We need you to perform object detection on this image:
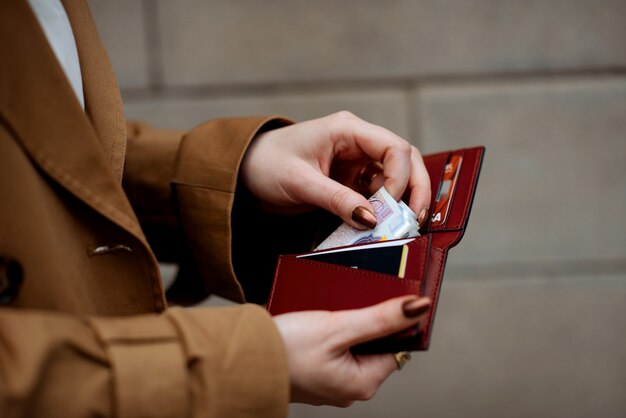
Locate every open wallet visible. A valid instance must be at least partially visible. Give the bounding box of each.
[267,146,485,353]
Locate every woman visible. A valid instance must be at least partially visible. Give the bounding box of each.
[0,0,431,416]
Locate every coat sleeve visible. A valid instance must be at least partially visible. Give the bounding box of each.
[124,117,323,305]
[0,304,288,418]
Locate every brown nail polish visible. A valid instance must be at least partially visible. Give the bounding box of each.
[358,161,384,187]
[402,299,430,318]
[418,208,428,225]
[352,206,377,229]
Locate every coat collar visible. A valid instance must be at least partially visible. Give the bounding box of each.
[0,0,145,241]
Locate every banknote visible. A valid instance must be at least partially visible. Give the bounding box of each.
[315,187,420,250]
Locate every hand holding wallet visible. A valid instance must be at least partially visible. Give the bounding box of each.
[267,146,485,353]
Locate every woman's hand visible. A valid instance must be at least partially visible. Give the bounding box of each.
[273,296,431,406]
[240,112,432,228]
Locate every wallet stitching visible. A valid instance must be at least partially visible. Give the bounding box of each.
[422,246,446,346]
[405,237,428,281]
[415,237,428,280]
[448,149,480,230]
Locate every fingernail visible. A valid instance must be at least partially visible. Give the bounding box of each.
[418,208,428,225]
[358,161,384,187]
[352,206,377,229]
[403,299,431,318]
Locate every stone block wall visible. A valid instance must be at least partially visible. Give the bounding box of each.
[89,1,626,417]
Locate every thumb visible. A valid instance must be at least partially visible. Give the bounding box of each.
[333,296,431,348]
[295,169,378,229]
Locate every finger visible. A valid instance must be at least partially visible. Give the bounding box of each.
[355,353,398,380]
[332,296,431,348]
[347,353,398,400]
[291,167,378,229]
[356,161,386,195]
[368,170,386,194]
[329,159,383,197]
[328,157,372,196]
[406,147,432,225]
[331,113,412,201]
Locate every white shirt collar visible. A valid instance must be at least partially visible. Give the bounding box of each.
[28,0,85,110]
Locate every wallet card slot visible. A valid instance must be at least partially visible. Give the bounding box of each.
[283,257,410,282]
[292,235,432,283]
[422,151,451,232]
[427,147,484,233]
[267,256,422,316]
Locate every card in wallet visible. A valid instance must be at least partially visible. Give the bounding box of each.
[297,238,413,277]
[267,146,485,353]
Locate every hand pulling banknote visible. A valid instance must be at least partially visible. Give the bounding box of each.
[315,187,420,250]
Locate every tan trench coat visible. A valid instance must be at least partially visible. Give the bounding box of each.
[0,1,314,417]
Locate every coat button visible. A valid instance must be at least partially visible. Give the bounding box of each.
[0,257,23,305]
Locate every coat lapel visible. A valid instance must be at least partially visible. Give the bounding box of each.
[0,0,145,242]
[61,0,127,183]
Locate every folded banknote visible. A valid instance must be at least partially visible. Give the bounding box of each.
[315,187,420,250]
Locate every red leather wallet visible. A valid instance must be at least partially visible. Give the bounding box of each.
[267,146,485,353]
